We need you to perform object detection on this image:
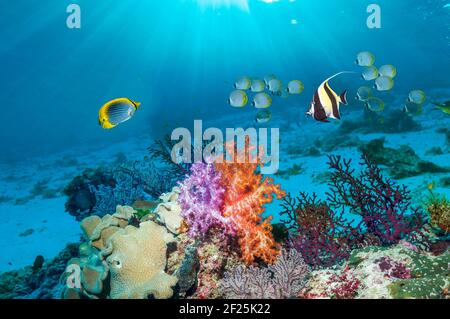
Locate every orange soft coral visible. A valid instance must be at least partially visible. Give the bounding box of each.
[215,140,285,265]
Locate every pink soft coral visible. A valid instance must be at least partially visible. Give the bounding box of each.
[178,162,233,238]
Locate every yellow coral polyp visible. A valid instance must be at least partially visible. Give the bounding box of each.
[429,202,450,234]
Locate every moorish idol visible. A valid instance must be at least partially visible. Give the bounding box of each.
[306,72,353,123]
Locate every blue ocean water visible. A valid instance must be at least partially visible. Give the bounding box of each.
[0,0,449,284]
[0,0,449,162]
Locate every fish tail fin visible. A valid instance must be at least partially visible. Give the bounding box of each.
[340,90,348,105]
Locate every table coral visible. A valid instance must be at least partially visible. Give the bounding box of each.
[102,221,178,299]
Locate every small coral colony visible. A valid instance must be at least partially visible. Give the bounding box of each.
[21,50,450,300]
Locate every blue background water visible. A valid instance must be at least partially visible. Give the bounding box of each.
[1,0,450,274]
[1,0,449,163]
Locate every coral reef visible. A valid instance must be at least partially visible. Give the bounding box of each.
[63,167,115,221]
[192,232,241,299]
[275,163,305,180]
[63,158,172,221]
[176,139,285,265]
[147,134,193,181]
[359,138,449,179]
[281,193,365,268]
[281,155,427,269]
[154,187,184,235]
[327,268,360,299]
[0,243,79,299]
[178,163,231,238]
[425,147,445,156]
[103,221,178,299]
[221,249,310,299]
[317,135,362,153]
[305,244,449,299]
[115,159,170,199]
[62,203,180,299]
[327,155,427,245]
[215,142,286,265]
[425,188,449,235]
[90,172,145,218]
[351,245,449,299]
[339,109,422,134]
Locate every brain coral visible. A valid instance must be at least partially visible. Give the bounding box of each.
[101,221,178,299]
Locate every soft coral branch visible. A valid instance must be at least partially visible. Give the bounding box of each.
[326,155,427,245]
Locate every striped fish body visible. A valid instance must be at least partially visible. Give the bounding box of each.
[306,73,349,122]
[98,98,141,129]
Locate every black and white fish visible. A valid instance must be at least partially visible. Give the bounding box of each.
[306,72,352,123]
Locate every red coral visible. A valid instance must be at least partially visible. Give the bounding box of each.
[375,256,412,279]
[327,267,360,299]
[281,193,366,268]
[326,155,427,245]
[215,139,285,265]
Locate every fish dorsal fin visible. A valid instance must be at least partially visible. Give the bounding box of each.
[320,71,355,87]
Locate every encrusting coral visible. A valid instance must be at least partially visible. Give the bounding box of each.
[358,138,449,179]
[304,244,449,299]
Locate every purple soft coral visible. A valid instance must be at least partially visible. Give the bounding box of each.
[178,162,233,238]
